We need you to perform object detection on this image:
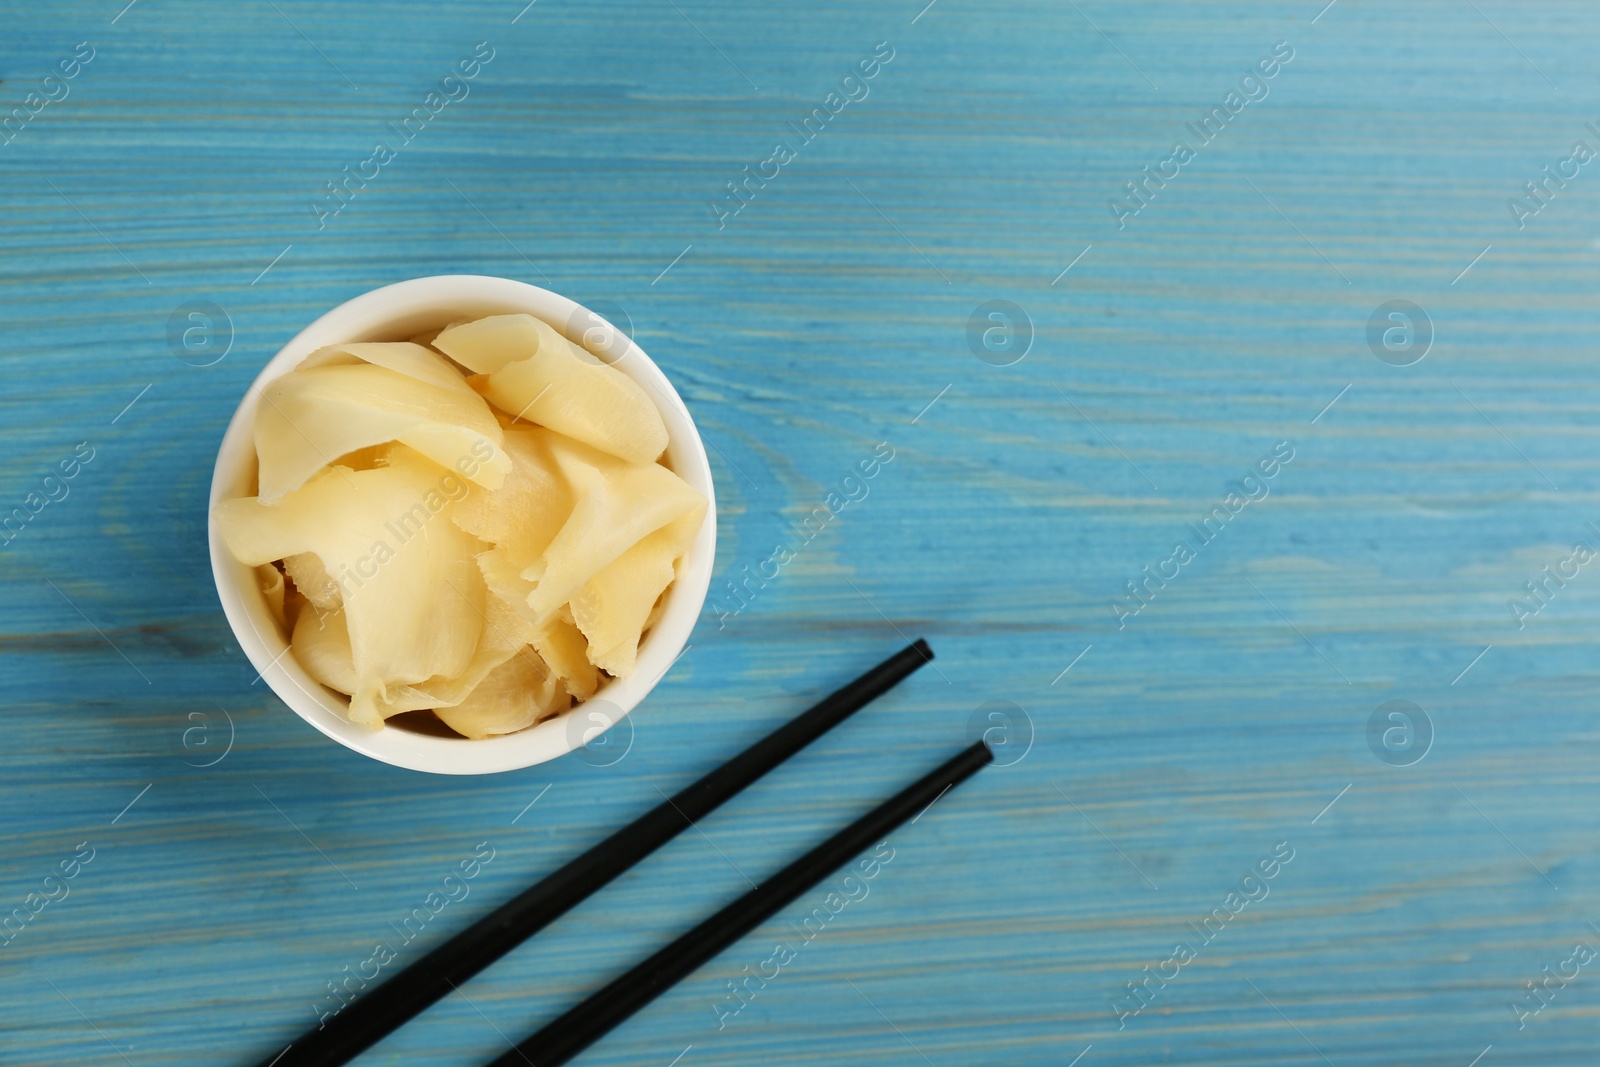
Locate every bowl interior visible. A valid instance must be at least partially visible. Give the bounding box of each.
[209,276,715,775]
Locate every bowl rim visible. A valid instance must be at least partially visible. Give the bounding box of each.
[207,274,716,775]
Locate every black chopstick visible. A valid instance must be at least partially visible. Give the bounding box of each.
[487,739,992,1067]
[259,639,934,1067]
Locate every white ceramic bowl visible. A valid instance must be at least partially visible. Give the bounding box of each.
[208,275,716,774]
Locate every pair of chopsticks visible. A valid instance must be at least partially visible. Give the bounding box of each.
[259,639,988,1067]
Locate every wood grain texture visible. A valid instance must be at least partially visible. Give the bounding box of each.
[3,0,1600,1063]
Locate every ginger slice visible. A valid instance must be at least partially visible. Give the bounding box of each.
[257,564,287,631]
[570,505,704,678]
[433,313,545,375]
[479,547,541,627]
[215,448,487,727]
[532,609,600,701]
[254,362,508,503]
[292,604,361,697]
[298,341,482,399]
[473,561,596,703]
[294,591,540,720]
[525,431,704,624]
[439,313,668,465]
[435,650,571,740]
[479,551,599,697]
[282,552,340,613]
[451,428,572,562]
[387,588,541,714]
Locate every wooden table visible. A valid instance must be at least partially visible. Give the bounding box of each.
[3,1,1597,1063]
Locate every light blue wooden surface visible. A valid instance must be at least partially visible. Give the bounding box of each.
[4,1,1600,1064]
